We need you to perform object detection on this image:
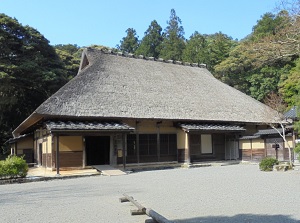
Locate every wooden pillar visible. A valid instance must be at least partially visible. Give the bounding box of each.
[234,134,238,160]
[56,134,60,176]
[224,134,227,160]
[157,123,161,162]
[35,132,38,164]
[122,133,126,170]
[82,136,86,168]
[136,121,140,164]
[292,130,296,162]
[187,133,191,164]
[250,139,253,161]
[264,138,267,158]
[237,138,240,160]
[229,137,232,160]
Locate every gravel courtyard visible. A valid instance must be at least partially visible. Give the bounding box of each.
[1,164,300,223]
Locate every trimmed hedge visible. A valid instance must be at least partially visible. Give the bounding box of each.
[259,157,279,171]
[0,155,28,179]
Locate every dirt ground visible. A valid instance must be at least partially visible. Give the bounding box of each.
[1,164,300,223]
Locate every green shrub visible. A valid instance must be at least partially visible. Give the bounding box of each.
[259,157,279,171]
[0,155,28,179]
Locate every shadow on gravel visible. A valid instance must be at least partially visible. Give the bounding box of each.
[173,213,299,223]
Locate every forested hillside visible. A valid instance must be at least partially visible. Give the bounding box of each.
[1,1,300,154]
[117,8,300,110]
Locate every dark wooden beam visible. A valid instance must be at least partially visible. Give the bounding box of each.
[157,123,161,162]
[136,121,140,164]
[122,133,126,170]
[250,139,253,161]
[187,133,191,164]
[56,134,60,176]
[15,142,18,156]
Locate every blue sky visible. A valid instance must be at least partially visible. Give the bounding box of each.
[1,0,277,48]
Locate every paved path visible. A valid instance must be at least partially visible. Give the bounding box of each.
[1,164,300,223]
[27,167,99,177]
[92,165,127,176]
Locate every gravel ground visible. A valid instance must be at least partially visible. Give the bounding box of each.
[1,164,300,223]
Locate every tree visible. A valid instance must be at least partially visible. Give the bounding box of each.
[247,11,298,66]
[247,65,292,101]
[183,32,236,72]
[215,11,295,100]
[276,0,300,17]
[135,20,163,58]
[279,58,300,106]
[117,28,139,53]
[214,43,254,94]
[183,32,208,64]
[54,44,81,79]
[277,0,300,162]
[264,92,293,166]
[251,12,287,40]
[206,32,237,72]
[159,9,186,61]
[0,14,67,148]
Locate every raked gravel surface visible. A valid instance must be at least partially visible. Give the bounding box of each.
[1,164,300,223]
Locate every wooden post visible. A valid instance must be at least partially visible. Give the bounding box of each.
[56,134,60,176]
[187,133,191,164]
[157,123,160,162]
[136,121,140,164]
[264,138,267,158]
[35,131,39,164]
[122,133,126,170]
[82,136,86,168]
[229,138,232,160]
[237,137,240,160]
[250,139,253,161]
[224,134,227,160]
[292,130,296,162]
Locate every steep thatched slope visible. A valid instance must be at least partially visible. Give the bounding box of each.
[35,48,277,123]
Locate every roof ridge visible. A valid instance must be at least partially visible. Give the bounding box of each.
[86,47,207,69]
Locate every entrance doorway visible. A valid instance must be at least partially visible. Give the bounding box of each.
[85,136,110,165]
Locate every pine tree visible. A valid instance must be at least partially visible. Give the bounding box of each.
[135,20,163,58]
[159,9,185,61]
[182,31,208,64]
[117,28,139,53]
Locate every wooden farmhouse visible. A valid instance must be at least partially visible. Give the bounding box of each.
[8,48,293,172]
[239,106,298,162]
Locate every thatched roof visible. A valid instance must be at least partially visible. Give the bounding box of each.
[13,48,279,135]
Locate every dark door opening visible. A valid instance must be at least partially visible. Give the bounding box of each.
[23,149,34,163]
[85,136,110,165]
